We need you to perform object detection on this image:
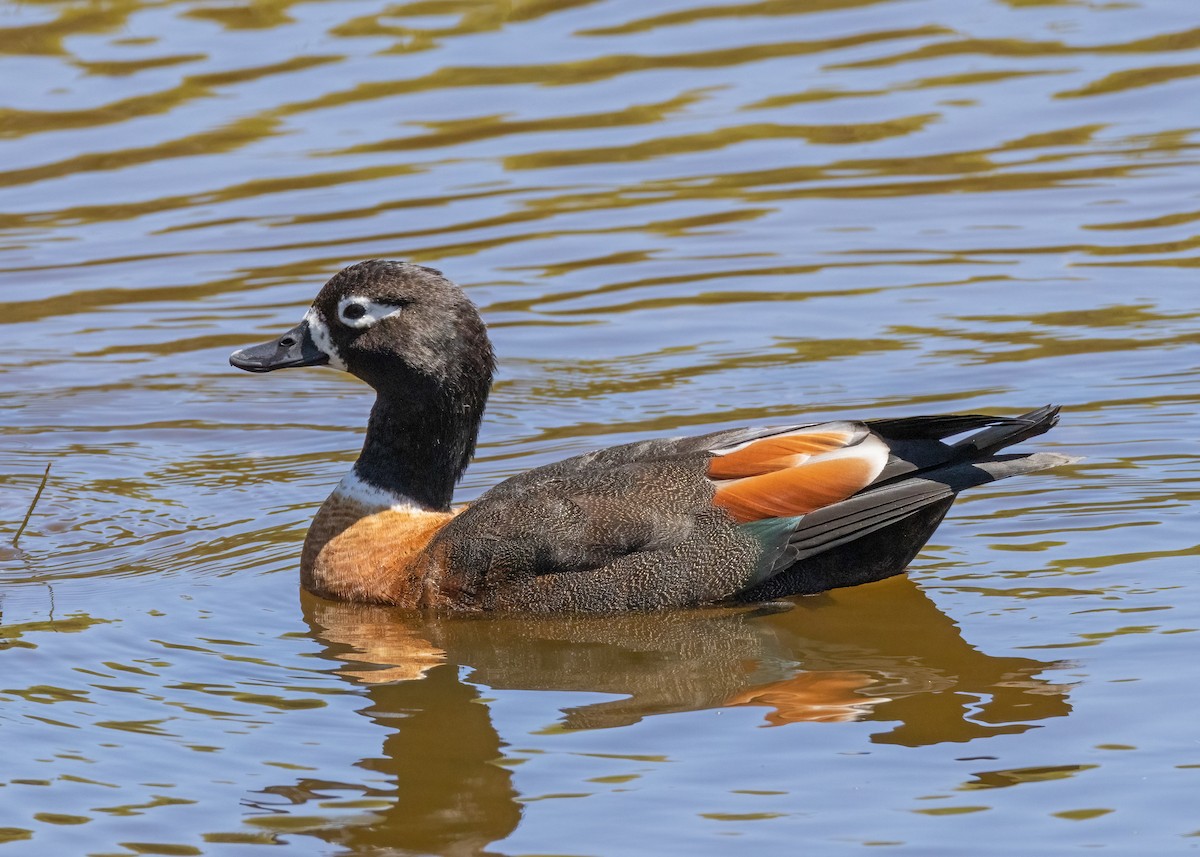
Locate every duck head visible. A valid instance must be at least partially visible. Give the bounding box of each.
[230,261,495,510]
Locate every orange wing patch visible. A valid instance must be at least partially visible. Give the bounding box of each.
[712,435,889,523]
[708,429,857,479]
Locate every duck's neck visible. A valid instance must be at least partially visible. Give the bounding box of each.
[301,388,479,605]
[354,392,478,512]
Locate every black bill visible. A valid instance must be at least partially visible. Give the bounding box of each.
[229,319,329,373]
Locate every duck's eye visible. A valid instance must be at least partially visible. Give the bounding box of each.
[337,296,405,329]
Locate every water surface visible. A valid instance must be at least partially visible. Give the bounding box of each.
[2,0,1199,853]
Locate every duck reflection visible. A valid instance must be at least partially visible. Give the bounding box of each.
[305,576,1072,741]
[276,577,1072,852]
[736,577,1075,745]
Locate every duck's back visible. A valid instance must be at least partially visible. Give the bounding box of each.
[420,408,1072,613]
[426,444,760,611]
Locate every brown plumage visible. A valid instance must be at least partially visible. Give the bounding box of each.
[230,260,1076,613]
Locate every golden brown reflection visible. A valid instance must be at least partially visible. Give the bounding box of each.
[0,4,139,57]
[1057,61,1200,98]
[578,0,892,37]
[0,56,338,139]
[727,671,883,725]
[304,577,1073,740]
[503,113,939,170]
[831,27,1200,70]
[285,575,1074,847]
[248,594,522,856]
[246,660,521,857]
[0,609,113,651]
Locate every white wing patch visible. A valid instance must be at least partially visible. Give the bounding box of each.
[810,433,891,478]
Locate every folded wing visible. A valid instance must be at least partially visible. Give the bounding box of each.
[708,424,891,522]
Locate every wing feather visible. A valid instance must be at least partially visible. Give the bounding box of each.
[708,429,860,479]
[712,435,889,523]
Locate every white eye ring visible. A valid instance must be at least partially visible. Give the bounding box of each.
[337,296,406,329]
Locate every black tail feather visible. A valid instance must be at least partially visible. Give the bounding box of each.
[950,405,1060,457]
[729,405,1072,601]
[784,450,1073,564]
[871,405,1062,487]
[738,395,1076,600]
[865,413,1027,440]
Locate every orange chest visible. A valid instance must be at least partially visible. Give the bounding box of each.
[301,496,456,607]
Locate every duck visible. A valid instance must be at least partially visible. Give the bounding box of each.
[230,260,1073,613]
